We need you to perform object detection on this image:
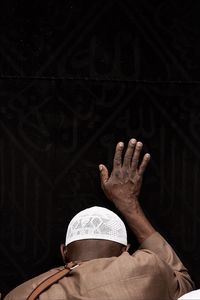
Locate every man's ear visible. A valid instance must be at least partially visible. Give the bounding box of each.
[122,243,131,253]
[60,244,68,264]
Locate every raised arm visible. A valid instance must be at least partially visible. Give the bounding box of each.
[99,138,194,298]
[99,138,155,244]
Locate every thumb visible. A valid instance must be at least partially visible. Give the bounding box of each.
[99,164,109,185]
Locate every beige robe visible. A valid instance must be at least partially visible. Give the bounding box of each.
[4,232,194,300]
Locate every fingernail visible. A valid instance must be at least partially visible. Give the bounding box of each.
[130,138,136,145]
[118,142,124,147]
[99,165,103,171]
[137,141,143,147]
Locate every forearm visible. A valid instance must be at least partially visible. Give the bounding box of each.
[119,200,155,244]
[100,138,155,244]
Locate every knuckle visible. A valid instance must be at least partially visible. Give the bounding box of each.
[125,154,132,160]
[114,159,121,166]
[122,169,129,177]
[132,158,139,164]
[114,171,121,178]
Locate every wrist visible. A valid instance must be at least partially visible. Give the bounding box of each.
[116,200,155,244]
[113,197,141,216]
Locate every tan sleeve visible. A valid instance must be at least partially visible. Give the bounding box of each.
[139,232,195,299]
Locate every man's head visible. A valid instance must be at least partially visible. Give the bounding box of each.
[60,206,129,263]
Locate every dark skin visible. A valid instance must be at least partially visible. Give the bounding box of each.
[61,138,155,264]
[60,240,128,263]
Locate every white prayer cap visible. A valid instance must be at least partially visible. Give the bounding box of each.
[65,206,127,246]
[178,290,200,299]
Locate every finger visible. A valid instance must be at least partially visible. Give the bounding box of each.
[138,153,151,176]
[123,138,137,167]
[131,141,143,170]
[113,142,124,168]
[99,164,109,185]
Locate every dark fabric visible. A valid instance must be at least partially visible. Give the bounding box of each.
[0,1,200,297]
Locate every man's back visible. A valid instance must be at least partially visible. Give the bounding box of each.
[45,251,170,300]
[5,233,194,300]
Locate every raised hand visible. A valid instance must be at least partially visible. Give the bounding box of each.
[99,138,150,215]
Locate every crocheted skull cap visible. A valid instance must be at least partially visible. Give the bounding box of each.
[65,206,127,246]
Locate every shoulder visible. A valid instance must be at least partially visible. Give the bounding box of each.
[4,267,63,300]
[107,250,165,278]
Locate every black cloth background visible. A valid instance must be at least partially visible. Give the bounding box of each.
[1,0,200,297]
